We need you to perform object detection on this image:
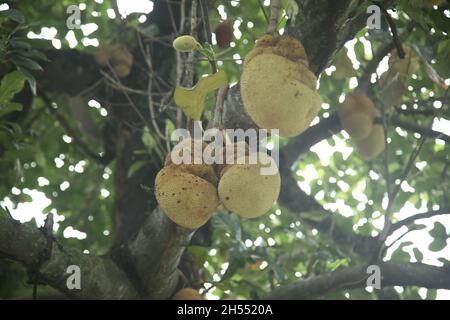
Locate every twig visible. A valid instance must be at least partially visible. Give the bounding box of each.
[185,0,199,87]
[382,104,392,203]
[179,0,186,34]
[77,78,105,97]
[379,119,431,243]
[103,65,147,125]
[359,42,396,93]
[391,117,449,144]
[166,0,179,36]
[1,205,14,220]
[384,225,420,252]
[41,93,108,165]
[266,0,280,35]
[101,70,149,95]
[144,45,167,141]
[210,85,228,129]
[258,0,270,24]
[373,1,405,59]
[199,0,218,73]
[359,23,414,93]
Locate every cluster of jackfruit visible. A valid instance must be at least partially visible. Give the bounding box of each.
[338,93,385,160]
[154,139,280,229]
[95,44,134,78]
[240,35,321,137]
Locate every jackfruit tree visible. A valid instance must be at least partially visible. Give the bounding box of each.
[0,0,449,300]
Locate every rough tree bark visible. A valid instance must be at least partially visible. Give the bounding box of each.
[1,0,449,299]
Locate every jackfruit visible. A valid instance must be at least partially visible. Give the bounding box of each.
[95,45,111,66]
[388,47,419,79]
[173,288,202,300]
[334,48,354,79]
[218,152,280,218]
[338,93,377,140]
[111,45,133,78]
[240,35,321,137]
[94,44,133,77]
[354,123,385,160]
[155,165,219,229]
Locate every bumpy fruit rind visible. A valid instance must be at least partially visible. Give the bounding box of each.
[354,123,385,160]
[95,46,111,66]
[111,45,133,78]
[165,139,218,185]
[241,35,321,137]
[338,93,377,141]
[218,153,281,218]
[214,141,249,177]
[155,166,219,229]
[334,48,354,79]
[244,35,309,66]
[388,47,419,79]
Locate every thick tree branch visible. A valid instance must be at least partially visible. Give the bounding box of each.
[0,215,138,299]
[278,152,379,258]
[391,116,450,144]
[388,209,450,235]
[282,113,342,168]
[277,110,449,171]
[267,262,450,299]
[114,207,194,299]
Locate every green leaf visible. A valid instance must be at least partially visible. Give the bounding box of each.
[428,221,448,252]
[301,209,330,223]
[212,212,241,240]
[428,238,447,252]
[1,9,25,24]
[9,40,32,50]
[165,119,175,137]
[391,246,411,262]
[426,289,437,300]
[174,70,228,120]
[186,246,208,266]
[127,160,148,178]
[142,126,156,151]
[327,258,349,271]
[429,222,447,237]
[11,55,43,71]
[0,102,23,117]
[0,71,26,104]
[412,247,423,262]
[17,67,36,95]
[29,49,50,62]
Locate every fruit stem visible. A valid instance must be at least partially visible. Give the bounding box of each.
[266,0,281,35]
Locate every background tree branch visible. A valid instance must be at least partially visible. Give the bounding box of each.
[388,208,450,235]
[267,262,450,299]
[0,215,138,299]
